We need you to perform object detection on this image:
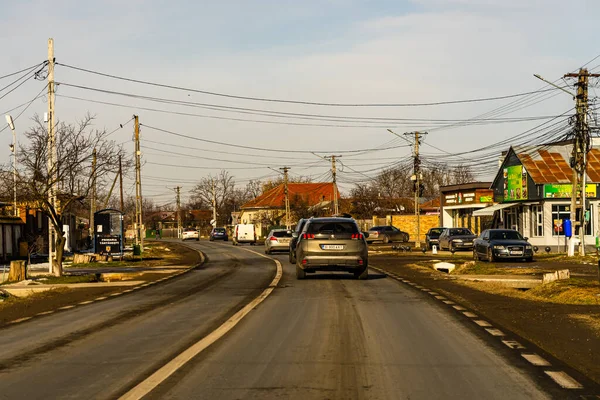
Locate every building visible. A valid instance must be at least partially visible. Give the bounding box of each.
[440,182,494,235]
[474,141,600,251]
[239,182,338,238]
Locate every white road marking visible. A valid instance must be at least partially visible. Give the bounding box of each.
[434,296,447,300]
[544,371,583,389]
[37,310,55,316]
[429,292,439,296]
[474,320,492,327]
[463,312,478,318]
[8,317,32,324]
[452,305,466,311]
[502,340,525,349]
[122,289,134,293]
[110,292,123,297]
[119,247,283,400]
[58,305,75,310]
[442,300,455,305]
[78,301,94,305]
[485,328,505,336]
[521,353,551,366]
[94,297,108,301]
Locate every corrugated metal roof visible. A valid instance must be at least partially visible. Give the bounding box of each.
[514,143,600,184]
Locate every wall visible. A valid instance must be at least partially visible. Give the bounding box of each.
[390,215,439,242]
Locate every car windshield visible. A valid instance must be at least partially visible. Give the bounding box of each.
[449,228,473,236]
[272,231,292,238]
[307,222,359,234]
[490,230,523,240]
[429,228,444,235]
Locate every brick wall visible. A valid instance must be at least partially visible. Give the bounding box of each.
[390,215,440,242]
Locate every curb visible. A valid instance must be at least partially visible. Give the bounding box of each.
[3,244,206,328]
[371,264,586,392]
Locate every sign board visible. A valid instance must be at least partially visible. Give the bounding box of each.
[96,235,122,256]
[479,195,493,203]
[543,183,597,198]
[503,165,527,201]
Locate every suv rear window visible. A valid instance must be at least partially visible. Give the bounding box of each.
[307,222,359,234]
[214,228,226,233]
[272,231,292,238]
[184,228,196,232]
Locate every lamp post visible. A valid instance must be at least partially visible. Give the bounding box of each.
[5,115,17,217]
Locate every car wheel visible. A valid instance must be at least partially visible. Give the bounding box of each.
[487,248,495,263]
[473,249,479,261]
[296,264,306,280]
[354,266,368,280]
[383,235,390,244]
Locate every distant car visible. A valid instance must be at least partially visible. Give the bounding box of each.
[265,229,293,254]
[289,218,310,264]
[209,227,228,241]
[473,229,534,262]
[181,228,199,241]
[232,224,256,245]
[438,228,476,251]
[425,227,445,249]
[294,217,368,280]
[366,226,409,244]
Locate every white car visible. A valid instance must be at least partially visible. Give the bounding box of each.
[182,228,199,241]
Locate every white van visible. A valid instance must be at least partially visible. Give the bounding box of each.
[233,224,257,245]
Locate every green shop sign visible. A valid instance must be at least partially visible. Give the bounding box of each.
[503,165,527,201]
[543,184,597,198]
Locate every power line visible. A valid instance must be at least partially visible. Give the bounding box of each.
[0,61,45,81]
[56,62,564,108]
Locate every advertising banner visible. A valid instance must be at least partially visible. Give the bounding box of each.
[95,235,122,256]
[543,183,597,198]
[503,165,527,201]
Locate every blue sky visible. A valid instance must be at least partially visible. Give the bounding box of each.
[1,0,599,205]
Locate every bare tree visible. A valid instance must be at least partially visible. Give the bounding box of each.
[190,170,235,226]
[349,184,381,219]
[18,114,126,275]
[450,164,475,185]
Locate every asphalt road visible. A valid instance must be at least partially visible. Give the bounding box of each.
[0,240,560,399]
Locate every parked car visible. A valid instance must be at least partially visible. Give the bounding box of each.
[289,218,309,264]
[209,227,228,241]
[265,229,293,254]
[294,217,368,280]
[232,224,256,245]
[473,229,534,262]
[181,228,199,241]
[425,227,445,249]
[366,225,409,244]
[438,227,476,251]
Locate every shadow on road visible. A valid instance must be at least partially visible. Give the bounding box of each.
[303,272,387,281]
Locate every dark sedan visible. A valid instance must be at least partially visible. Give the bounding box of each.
[473,229,534,262]
[209,227,229,241]
[425,227,445,250]
[366,225,409,244]
[438,228,476,251]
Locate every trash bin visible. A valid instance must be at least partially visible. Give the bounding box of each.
[133,244,141,256]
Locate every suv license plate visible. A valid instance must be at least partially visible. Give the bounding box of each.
[510,251,523,255]
[322,244,344,250]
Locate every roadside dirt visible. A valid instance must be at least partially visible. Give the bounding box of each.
[0,241,201,327]
[372,253,600,385]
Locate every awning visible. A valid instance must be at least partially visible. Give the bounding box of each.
[472,203,515,217]
[443,203,488,210]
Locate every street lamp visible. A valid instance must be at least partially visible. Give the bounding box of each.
[5,115,17,217]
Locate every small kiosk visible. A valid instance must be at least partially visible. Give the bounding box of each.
[94,209,124,258]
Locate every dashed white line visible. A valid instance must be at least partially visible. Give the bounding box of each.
[122,289,134,293]
[58,305,75,310]
[502,340,526,349]
[544,371,583,389]
[485,328,505,336]
[110,292,123,297]
[429,292,439,296]
[442,300,456,305]
[78,301,94,305]
[434,296,447,300]
[521,353,551,366]
[8,317,32,324]
[474,320,492,327]
[453,305,467,311]
[463,311,478,318]
[94,297,108,301]
[36,310,55,316]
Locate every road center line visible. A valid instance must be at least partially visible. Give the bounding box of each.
[119,247,283,400]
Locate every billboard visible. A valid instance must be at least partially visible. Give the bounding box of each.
[503,165,527,201]
[543,184,597,198]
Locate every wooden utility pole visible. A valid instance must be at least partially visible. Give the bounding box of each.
[47,38,56,273]
[280,167,291,229]
[175,186,182,238]
[564,68,600,256]
[211,179,217,227]
[119,155,124,211]
[406,131,427,249]
[134,115,144,250]
[90,148,97,243]
[325,156,341,215]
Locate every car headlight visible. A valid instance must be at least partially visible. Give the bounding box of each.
[525,245,532,250]
[493,245,505,250]
[453,239,463,242]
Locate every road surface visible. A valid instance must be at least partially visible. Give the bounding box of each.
[0,240,562,399]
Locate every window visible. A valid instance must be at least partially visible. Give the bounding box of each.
[552,204,570,237]
[505,208,518,231]
[307,222,359,234]
[531,205,543,237]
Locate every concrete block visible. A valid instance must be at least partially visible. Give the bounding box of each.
[542,269,570,284]
[434,262,455,273]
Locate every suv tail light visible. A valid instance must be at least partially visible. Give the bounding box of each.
[269,237,278,241]
[302,233,315,239]
[351,233,364,240]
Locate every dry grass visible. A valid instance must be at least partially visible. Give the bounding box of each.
[0,287,70,311]
[569,313,600,334]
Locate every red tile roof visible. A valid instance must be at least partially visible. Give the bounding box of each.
[421,198,440,210]
[242,183,339,209]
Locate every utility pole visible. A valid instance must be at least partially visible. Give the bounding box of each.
[90,148,97,245]
[211,179,217,227]
[47,38,57,273]
[406,131,427,249]
[175,186,182,238]
[119,155,124,211]
[134,115,144,250]
[563,68,600,256]
[5,115,17,217]
[280,167,291,229]
[324,156,341,215]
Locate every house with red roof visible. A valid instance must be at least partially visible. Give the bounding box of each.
[239,182,339,237]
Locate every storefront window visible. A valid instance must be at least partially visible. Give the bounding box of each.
[531,205,543,237]
[552,204,570,237]
[505,208,518,231]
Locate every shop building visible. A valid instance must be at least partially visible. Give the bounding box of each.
[440,183,494,235]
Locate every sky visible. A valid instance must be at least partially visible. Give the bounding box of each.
[1,0,599,207]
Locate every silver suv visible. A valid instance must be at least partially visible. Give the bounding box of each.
[294,217,368,280]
